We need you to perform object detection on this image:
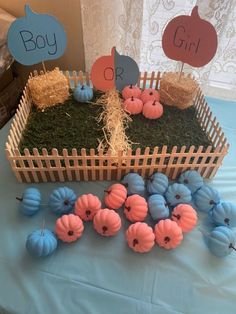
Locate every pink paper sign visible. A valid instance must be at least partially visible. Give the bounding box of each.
[162,6,218,67]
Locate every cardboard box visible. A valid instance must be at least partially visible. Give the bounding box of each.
[0,67,13,92]
[0,76,22,128]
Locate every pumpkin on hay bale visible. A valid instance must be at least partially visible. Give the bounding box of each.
[28,67,69,110]
[160,72,198,110]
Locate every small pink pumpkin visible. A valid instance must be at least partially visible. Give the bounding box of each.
[141,88,160,103]
[93,208,121,236]
[122,85,142,99]
[75,194,101,221]
[124,194,148,222]
[171,204,198,233]
[126,222,155,253]
[104,183,127,210]
[123,96,143,115]
[154,219,183,250]
[142,100,163,119]
[55,214,84,243]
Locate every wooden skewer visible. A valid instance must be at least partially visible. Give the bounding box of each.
[178,62,184,81]
[42,61,47,74]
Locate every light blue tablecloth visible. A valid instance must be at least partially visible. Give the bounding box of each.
[0,97,236,314]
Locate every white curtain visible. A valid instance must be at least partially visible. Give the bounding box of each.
[80,0,236,99]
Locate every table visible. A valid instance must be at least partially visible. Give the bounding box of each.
[0,97,236,314]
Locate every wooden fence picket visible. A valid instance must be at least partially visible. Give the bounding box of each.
[42,148,56,182]
[33,148,47,182]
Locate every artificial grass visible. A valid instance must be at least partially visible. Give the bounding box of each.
[127,105,211,152]
[19,93,212,155]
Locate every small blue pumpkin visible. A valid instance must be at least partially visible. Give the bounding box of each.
[210,202,236,228]
[26,229,57,258]
[207,226,236,257]
[121,173,145,196]
[148,194,169,221]
[73,84,93,102]
[178,170,203,194]
[146,172,168,195]
[165,183,191,207]
[194,185,220,213]
[17,187,41,216]
[49,187,76,215]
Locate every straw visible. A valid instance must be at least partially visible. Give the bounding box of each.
[95,89,132,159]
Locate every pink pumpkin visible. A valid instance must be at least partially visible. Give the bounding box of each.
[124,194,148,222]
[143,100,163,119]
[122,85,142,99]
[141,88,160,103]
[93,208,121,236]
[123,96,143,115]
[55,214,84,243]
[171,204,198,233]
[126,222,155,253]
[75,194,101,221]
[104,183,127,210]
[154,219,183,249]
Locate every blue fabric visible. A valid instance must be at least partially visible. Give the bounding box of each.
[0,97,236,314]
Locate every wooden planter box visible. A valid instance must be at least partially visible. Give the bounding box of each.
[5,70,229,183]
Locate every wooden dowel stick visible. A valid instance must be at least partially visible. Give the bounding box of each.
[178,62,184,81]
[42,61,46,74]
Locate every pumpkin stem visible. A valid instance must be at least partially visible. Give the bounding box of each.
[229,243,236,251]
[164,236,170,244]
[68,230,74,236]
[125,206,131,212]
[102,226,108,234]
[133,238,139,247]
[81,85,85,90]
[191,6,199,19]
[131,96,134,101]
[85,210,91,217]
[104,190,110,194]
[152,101,156,106]
[149,91,153,96]
[172,214,181,220]
[130,84,133,89]
[16,197,23,202]
[224,218,230,226]
[64,199,69,206]
[41,219,45,236]
[209,200,216,205]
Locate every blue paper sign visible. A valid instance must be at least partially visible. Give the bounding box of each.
[7,4,67,66]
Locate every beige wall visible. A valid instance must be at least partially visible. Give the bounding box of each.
[0,0,85,81]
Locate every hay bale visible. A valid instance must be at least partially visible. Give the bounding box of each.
[160,72,198,110]
[28,68,69,110]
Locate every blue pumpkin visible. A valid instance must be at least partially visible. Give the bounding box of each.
[26,229,57,257]
[165,183,191,207]
[210,202,236,228]
[207,226,236,257]
[194,185,220,213]
[17,187,41,216]
[49,187,76,215]
[73,84,93,102]
[178,170,203,194]
[146,172,168,195]
[148,194,169,221]
[121,173,145,196]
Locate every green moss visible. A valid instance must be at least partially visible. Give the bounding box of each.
[19,94,212,155]
[19,93,104,154]
[127,105,211,153]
